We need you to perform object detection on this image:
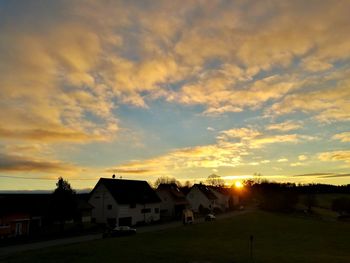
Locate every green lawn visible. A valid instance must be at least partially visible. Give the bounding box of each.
[2,211,350,263]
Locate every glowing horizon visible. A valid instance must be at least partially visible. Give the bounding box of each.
[0,0,349,191]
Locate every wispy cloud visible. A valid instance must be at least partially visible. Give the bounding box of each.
[293,172,350,179]
[1,0,350,187]
[266,121,302,132]
[0,153,80,174]
[318,150,350,164]
[110,126,316,176]
[332,132,350,142]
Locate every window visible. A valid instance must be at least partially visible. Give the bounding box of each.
[141,208,151,213]
[94,196,100,199]
[107,204,112,210]
[155,208,159,214]
[130,203,136,208]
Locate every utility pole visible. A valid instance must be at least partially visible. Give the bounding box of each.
[249,234,254,262]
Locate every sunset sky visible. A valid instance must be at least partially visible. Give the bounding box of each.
[0,0,349,190]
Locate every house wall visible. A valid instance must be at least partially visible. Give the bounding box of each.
[186,186,215,212]
[89,183,120,224]
[119,203,160,225]
[0,213,31,237]
[210,189,230,211]
[89,183,161,226]
[156,190,175,217]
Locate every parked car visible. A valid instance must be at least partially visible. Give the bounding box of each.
[103,226,137,238]
[205,214,216,221]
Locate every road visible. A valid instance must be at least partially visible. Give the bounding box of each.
[0,209,250,257]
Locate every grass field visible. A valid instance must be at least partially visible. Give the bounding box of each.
[2,211,350,263]
[297,193,350,219]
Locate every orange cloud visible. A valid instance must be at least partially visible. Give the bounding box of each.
[266,121,302,132]
[268,78,350,123]
[0,153,80,174]
[332,132,350,143]
[318,151,350,164]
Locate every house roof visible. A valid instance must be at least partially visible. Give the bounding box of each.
[94,178,161,205]
[0,194,92,216]
[208,186,233,196]
[0,194,50,216]
[193,184,218,200]
[157,183,188,205]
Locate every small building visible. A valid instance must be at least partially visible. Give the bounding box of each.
[208,186,231,212]
[186,184,218,213]
[89,178,161,227]
[156,183,189,219]
[0,193,93,239]
[0,194,48,238]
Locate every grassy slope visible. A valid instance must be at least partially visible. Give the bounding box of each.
[3,211,350,263]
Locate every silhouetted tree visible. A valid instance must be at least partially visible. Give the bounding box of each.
[332,197,350,216]
[154,176,181,188]
[184,180,193,188]
[303,193,317,213]
[50,177,77,232]
[256,182,298,212]
[206,174,225,187]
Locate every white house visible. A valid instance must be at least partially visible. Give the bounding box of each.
[156,183,188,219]
[208,187,233,211]
[89,178,161,227]
[186,184,218,213]
[186,184,239,213]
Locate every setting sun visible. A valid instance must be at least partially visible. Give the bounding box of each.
[234,181,243,189]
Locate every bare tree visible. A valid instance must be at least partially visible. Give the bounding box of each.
[154,176,181,188]
[206,174,225,187]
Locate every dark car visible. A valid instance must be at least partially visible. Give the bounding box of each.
[103,226,137,238]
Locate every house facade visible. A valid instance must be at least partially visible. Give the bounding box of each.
[186,184,239,213]
[156,183,188,219]
[0,213,31,238]
[0,194,46,238]
[186,184,218,213]
[0,193,93,239]
[210,186,238,212]
[89,178,161,227]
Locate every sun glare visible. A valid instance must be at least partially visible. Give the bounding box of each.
[234,181,243,189]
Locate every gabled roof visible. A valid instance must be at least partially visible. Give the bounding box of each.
[193,184,217,200]
[157,183,188,204]
[0,194,93,216]
[0,194,50,216]
[93,178,161,205]
[208,186,233,196]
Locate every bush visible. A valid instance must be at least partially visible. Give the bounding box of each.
[259,191,298,212]
[332,197,350,216]
[198,205,210,215]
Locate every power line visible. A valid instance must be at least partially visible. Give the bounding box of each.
[0,175,98,181]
